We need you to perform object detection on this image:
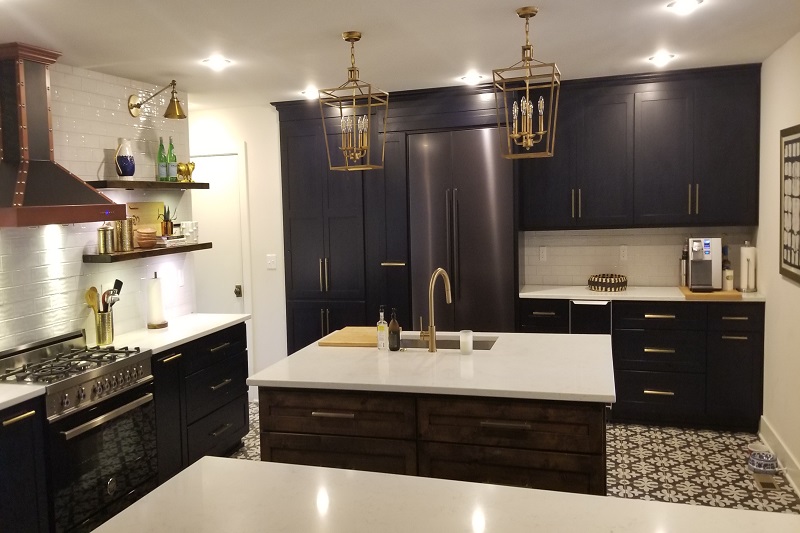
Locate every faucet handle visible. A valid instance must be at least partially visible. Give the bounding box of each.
[419,316,429,339]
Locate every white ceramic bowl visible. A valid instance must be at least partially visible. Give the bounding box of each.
[748,450,779,474]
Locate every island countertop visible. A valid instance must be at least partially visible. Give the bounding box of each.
[247,330,616,403]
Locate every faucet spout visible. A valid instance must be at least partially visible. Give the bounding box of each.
[426,267,452,352]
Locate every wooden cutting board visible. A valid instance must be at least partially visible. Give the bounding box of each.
[318,326,377,347]
[679,286,742,300]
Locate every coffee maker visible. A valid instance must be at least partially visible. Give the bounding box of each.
[688,237,722,291]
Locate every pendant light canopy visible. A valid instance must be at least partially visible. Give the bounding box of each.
[319,31,388,171]
[493,7,560,159]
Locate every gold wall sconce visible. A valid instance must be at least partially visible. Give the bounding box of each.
[128,79,187,119]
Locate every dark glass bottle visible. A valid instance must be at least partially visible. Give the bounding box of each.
[388,308,401,352]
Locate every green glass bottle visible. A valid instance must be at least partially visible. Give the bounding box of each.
[157,137,167,181]
[167,136,177,182]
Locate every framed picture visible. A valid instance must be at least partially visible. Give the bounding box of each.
[780,124,800,284]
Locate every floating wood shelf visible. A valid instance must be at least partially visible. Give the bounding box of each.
[82,242,212,263]
[85,180,210,190]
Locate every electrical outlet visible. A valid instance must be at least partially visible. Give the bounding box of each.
[620,245,628,261]
[539,246,547,262]
[266,254,277,270]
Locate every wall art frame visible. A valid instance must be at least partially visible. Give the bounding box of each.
[780,124,800,284]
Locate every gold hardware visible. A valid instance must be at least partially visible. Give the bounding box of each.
[128,80,186,119]
[644,314,676,319]
[320,309,325,337]
[319,259,324,292]
[721,335,749,341]
[210,423,233,438]
[210,342,231,353]
[644,347,676,354]
[209,378,233,391]
[688,183,692,215]
[695,183,699,214]
[571,189,575,218]
[311,411,356,419]
[722,316,749,321]
[423,268,453,352]
[644,390,675,396]
[480,420,533,430]
[530,311,556,317]
[160,353,182,363]
[3,410,36,427]
[380,262,406,267]
[578,188,582,218]
[324,257,330,291]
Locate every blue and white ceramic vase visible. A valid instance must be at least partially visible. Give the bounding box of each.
[115,139,135,177]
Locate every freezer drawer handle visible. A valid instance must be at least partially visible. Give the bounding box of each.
[479,420,532,431]
[530,311,556,317]
[721,316,749,321]
[643,389,675,397]
[721,335,749,341]
[311,411,356,419]
[644,347,676,354]
[210,342,231,353]
[209,378,233,392]
[210,423,233,438]
[644,314,676,319]
[380,262,406,267]
[2,410,36,427]
[61,393,153,441]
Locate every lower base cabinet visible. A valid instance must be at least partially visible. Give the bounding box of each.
[259,388,607,495]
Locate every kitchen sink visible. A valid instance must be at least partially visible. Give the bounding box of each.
[399,336,498,351]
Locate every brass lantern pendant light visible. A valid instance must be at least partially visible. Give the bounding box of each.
[493,6,561,159]
[319,31,389,171]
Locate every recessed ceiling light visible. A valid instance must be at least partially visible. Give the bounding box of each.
[666,0,703,16]
[460,70,484,85]
[201,55,233,71]
[649,51,676,67]
[301,85,318,100]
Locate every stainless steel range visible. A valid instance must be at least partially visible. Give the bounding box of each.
[0,331,157,532]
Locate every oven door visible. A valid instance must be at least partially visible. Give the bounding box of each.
[48,382,157,532]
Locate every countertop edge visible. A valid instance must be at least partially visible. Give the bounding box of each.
[519,284,766,302]
[0,385,47,412]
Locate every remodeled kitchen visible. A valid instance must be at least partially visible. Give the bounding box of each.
[1,1,800,532]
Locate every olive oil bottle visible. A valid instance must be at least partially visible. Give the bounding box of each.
[388,308,401,352]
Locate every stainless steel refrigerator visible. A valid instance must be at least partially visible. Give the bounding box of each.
[408,128,515,333]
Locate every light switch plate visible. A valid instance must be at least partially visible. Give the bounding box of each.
[539,246,547,262]
[267,254,277,270]
[620,245,628,261]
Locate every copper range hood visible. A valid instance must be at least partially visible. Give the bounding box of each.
[0,42,126,227]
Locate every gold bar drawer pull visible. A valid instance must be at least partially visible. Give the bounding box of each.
[644,347,676,354]
[721,335,749,341]
[479,420,533,431]
[209,378,233,391]
[644,314,676,319]
[311,411,356,419]
[643,390,675,396]
[210,423,233,438]
[210,342,231,353]
[2,410,36,427]
[530,311,556,317]
[722,316,748,321]
[160,353,182,363]
[380,262,407,267]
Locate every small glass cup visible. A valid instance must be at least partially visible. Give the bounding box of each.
[460,330,473,355]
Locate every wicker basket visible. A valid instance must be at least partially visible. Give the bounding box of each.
[588,273,627,292]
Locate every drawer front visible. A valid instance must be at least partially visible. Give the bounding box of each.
[261,432,417,476]
[260,389,416,439]
[417,396,605,454]
[186,322,248,375]
[612,329,706,372]
[613,301,706,330]
[518,299,569,333]
[707,302,765,332]
[613,370,704,418]
[187,393,249,463]
[185,351,249,424]
[418,442,605,495]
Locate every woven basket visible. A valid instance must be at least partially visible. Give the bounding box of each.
[588,273,627,292]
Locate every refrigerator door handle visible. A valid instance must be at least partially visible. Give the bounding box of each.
[445,188,453,274]
[452,187,460,300]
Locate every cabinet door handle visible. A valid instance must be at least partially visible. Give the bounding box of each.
[578,188,582,218]
[319,259,324,292]
[644,389,675,396]
[324,257,329,292]
[209,378,233,392]
[210,342,231,353]
[530,311,556,317]
[380,262,406,267]
[326,308,331,335]
[688,183,692,215]
[695,184,700,215]
[571,189,575,219]
[311,411,356,419]
[644,347,676,354]
[2,410,36,427]
[480,420,533,431]
[210,423,233,438]
[644,314,676,319]
[159,353,183,363]
[722,316,749,321]
[721,335,749,341]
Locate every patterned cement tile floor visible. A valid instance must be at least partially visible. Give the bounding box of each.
[230,403,800,514]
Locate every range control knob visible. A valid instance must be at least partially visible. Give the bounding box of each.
[61,393,70,408]
[94,381,102,396]
[77,387,86,401]
[111,376,118,388]
[125,370,131,383]
[103,378,111,391]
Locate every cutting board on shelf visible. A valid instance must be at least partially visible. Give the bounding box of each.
[679,286,742,300]
[318,326,377,347]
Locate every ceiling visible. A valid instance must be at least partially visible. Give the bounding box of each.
[1,0,799,111]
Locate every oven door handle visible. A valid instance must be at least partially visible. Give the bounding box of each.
[60,393,153,441]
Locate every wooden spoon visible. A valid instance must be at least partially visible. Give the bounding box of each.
[85,286,99,314]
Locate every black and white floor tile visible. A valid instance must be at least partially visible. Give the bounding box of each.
[230,403,800,514]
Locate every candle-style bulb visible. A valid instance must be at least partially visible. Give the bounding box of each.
[538,96,544,116]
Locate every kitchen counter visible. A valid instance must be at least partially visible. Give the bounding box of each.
[93,456,800,533]
[0,313,250,411]
[519,284,766,301]
[247,330,615,403]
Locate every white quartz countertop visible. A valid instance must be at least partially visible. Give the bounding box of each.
[519,284,766,301]
[0,313,250,412]
[248,330,616,403]
[93,456,800,533]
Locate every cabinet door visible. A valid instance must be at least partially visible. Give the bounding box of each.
[286,300,326,354]
[327,300,366,333]
[706,332,763,432]
[634,87,694,226]
[0,398,49,533]
[152,347,187,483]
[693,71,760,225]
[576,91,634,227]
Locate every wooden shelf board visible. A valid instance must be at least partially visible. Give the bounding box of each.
[83,242,212,263]
[85,180,210,190]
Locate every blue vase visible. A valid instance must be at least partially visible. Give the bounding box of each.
[115,139,135,177]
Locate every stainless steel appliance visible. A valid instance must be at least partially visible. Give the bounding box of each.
[408,128,515,332]
[0,332,156,532]
[688,237,722,291]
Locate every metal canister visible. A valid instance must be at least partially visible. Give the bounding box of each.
[115,217,134,252]
[97,224,114,254]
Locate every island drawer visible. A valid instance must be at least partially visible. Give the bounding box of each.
[707,302,765,332]
[261,432,417,475]
[185,351,249,424]
[417,396,605,454]
[260,389,416,439]
[612,329,706,372]
[517,299,569,333]
[187,393,249,463]
[613,370,704,419]
[613,301,706,331]
[418,442,605,495]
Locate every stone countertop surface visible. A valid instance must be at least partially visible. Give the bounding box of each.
[93,456,800,533]
[519,284,766,301]
[248,330,616,403]
[0,313,250,412]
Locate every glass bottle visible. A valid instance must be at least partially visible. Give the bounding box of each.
[157,137,168,181]
[167,136,178,182]
[377,305,388,351]
[388,308,401,352]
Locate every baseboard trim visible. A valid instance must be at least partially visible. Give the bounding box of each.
[759,415,800,494]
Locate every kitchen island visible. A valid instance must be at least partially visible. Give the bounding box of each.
[247,331,615,494]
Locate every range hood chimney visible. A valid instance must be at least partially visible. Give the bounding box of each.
[0,42,126,227]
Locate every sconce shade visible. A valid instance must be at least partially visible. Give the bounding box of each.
[164,93,187,120]
[128,79,187,120]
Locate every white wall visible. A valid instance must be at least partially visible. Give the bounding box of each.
[757,30,800,491]
[188,107,287,375]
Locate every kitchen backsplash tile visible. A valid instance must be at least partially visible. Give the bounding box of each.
[521,227,756,287]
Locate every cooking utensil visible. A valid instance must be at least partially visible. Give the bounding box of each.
[101,290,114,312]
[85,287,99,314]
[113,279,123,295]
